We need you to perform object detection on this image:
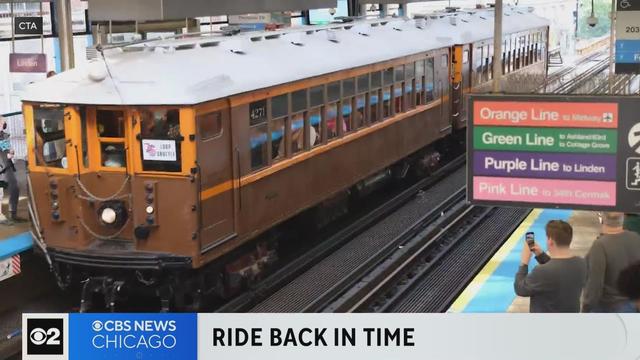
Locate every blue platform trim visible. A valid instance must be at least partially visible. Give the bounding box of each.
[461,209,572,313]
[0,232,33,259]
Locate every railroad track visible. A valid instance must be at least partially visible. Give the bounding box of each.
[219,156,467,312]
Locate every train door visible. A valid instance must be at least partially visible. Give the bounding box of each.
[196,106,237,250]
[438,51,451,133]
[452,44,471,129]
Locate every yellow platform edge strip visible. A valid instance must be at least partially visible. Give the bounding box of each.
[447,208,544,313]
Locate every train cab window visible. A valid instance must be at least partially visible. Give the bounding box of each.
[425,58,435,102]
[33,105,66,168]
[97,110,126,168]
[415,60,425,106]
[270,94,288,160]
[327,81,341,139]
[370,71,382,123]
[309,85,324,147]
[197,111,222,140]
[139,109,181,172]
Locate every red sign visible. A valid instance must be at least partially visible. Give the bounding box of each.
[9,53,47,73]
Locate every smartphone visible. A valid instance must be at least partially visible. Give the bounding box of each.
[525,232,535,247]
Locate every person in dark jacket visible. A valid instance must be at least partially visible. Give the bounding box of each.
[514,220,586,312]
[617,261,640,312]
[624,214,640,236]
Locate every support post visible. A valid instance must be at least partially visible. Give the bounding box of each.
[55,0,75,71]
[609,0,615,93]
[492,0,503,93]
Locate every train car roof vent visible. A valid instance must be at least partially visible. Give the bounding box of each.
[445,6,459,12]
[449,16,457,26]
[326,30,339,43]
[220,25,242,36]
[200,40,220,47]
[284,32,305,46]
[415,18,426,29]
[351,24,371,36]
[335,16,355,23]
[221,38,246,54]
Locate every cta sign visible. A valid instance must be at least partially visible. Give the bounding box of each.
[9,53,46,73]
[468,95,640,212]
[14,17,43,35]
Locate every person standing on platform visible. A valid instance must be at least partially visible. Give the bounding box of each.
[617,261,640,312]
[0,117,24,224]
[514,220,586,313]
[582,212,640,313]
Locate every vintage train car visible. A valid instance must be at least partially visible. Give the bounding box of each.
[22,7,548,309]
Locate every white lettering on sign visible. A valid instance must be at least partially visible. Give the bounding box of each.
[142,139,177,162]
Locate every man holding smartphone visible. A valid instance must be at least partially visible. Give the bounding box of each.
[513,220,586,312]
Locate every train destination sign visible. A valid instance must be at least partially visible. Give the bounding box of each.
[467,95,640,212]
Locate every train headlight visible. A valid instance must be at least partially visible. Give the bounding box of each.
[101,207,117,224]
[145,205,154,214]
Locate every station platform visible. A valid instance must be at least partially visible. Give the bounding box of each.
[448,209,601,313]
[0,197,34,283]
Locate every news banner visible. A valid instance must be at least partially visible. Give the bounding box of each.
[21,313,640,359]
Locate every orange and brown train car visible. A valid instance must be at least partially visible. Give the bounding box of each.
[21,7,549,309]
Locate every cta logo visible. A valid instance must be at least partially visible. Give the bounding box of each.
[27,318,64,355]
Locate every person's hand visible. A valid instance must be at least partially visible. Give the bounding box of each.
[520,243,532,266]
[7,152,14,160]
[530,242,543,256]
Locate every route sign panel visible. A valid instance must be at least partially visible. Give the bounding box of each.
[467,95,640,212]
[616,0,640,74]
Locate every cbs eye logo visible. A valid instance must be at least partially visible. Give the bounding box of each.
[27,318,64,355]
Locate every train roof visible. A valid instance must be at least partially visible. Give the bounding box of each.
[23,6,549,106]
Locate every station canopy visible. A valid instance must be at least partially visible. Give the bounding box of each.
[85,0,337,21]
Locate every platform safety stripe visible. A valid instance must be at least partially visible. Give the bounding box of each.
[12,254,20,275]
[447,208,543,313]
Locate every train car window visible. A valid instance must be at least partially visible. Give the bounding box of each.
[382,86,391,119]
[139,109,181,172]
[197,111,223,140]
[290,112,305,155]
[327,81,340,102]
[371,71,382,89]
[383,67,393,86]
[309,107,322,148]
[357,74,369,93]
[33,105,66,168]
[326,102,340,139]
[249,123,268,171]
[441,54,448,68]
[463,50,469,64]
[292,89,307,113]
[406,62,415,110]
[342,78,355,98]
[406,62,415,79]
[310,85,324,107]
[425,58,435,102]
[271,94,288,119]
[271,117,286,161]
[356,94,367,125]
[394,65,404,82]
[97,110,125,138]
[415,60,425,106]
[342,97,355,132]
[97,110,126,168]
[369,90,380,123]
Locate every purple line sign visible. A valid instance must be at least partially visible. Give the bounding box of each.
[9,53,46,73]
[473,151,617,181]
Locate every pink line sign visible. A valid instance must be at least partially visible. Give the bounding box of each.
[473,176,616,206]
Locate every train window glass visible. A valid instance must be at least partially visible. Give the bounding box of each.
[97,110,125,138]
[343,78,355,97]
[290,112,305,155]
[356,94,367,125]
[371,71,382,89]
[291,89,307,113]
[382,86,391,119]
[100,142,126,168]
[394,65,404,82]
[415,60,425,105]
[309,107,322,147]
[383,67,394,86]
[197,111,222,140]
[474,46,482,85]
[357,74,369,93]
[79,106,89,168]
[328,81,340,102]
[310,85,324,107]
[343,98,354,132]
[271,117,286,161]
[327,102,340,139]
[441,54,448,68]
[425,58,435,102]
[393,82,403,114]
[250,124,268,170]
[463,50,469,64]
[33,105,66,168]
[407,78,415,110]
[406,62,415,80]
[140,109,182,172]
[271,94,288,119]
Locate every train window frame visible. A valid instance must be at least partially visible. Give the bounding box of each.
[31,104,69,170]
[425,57,435,103]
[415,59,425,106]
[197,111,223,141]
[95,108,127,170]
